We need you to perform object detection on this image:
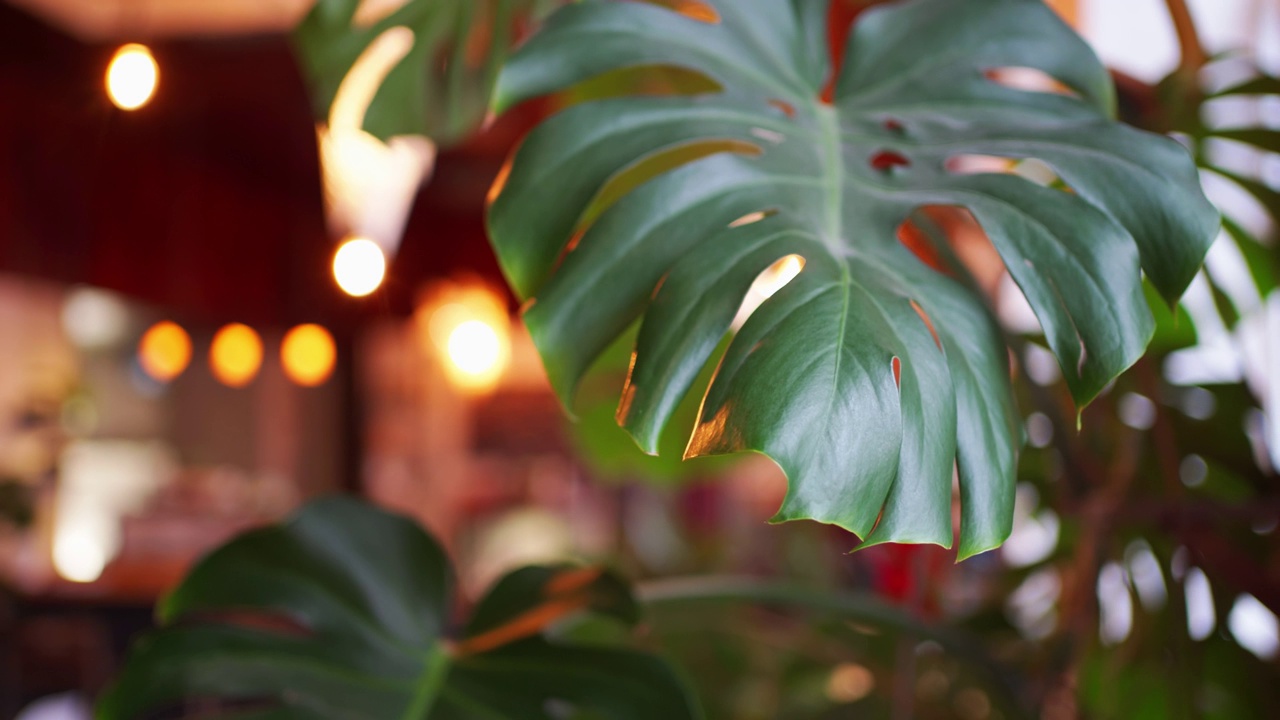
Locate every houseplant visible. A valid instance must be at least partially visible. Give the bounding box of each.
[98,0,1278,717]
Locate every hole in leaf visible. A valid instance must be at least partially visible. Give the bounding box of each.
[870,150,911,172]
[768,99,797,118]
[946,155,1070,190]
[729,209,777,228]
[756,255,804,298]
[898,207,1005,296]
[328,26,416,131]
[642,0,721,23]
[946,154,1015,175]
[984,67,1079,98]
[352,0,411,28]
[896,219,945,273]
[732,254,806,329]
[891,357,902,387]
[567,64,722,103]
[751,127,786,144]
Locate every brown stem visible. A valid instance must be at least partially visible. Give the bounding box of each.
[1164,0,1208,76]
[1042,400,1145,719]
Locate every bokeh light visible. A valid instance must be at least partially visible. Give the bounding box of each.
[106,43,158,111]
[52,526,109,583]
[63,287,130,349]
[210,323,263,388]
[333,237,386,297]
[825,663,875,704]
[447,320,504,380]
[281,324,337,387]
[417,282,511,394]
[138,321,192,382]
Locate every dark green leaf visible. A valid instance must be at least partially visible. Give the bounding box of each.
[97,497,700,720]
[1210,74,1280,97]
[487,0,1217,556]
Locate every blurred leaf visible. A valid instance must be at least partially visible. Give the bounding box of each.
[98,497,701,720]
[294,0,549,144]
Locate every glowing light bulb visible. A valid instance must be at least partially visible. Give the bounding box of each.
[106,43,158,111]
[210,323,263,387]
[138,321,192,382]
[417,283,511,394]
[281,324,337,387]
[53,527,109,583]
[333,237,386,297]
[448,320,503,376]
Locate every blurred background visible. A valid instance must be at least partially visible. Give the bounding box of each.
[0,0,1278,718]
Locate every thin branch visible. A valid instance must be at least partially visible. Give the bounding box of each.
[1164,0,1208,76]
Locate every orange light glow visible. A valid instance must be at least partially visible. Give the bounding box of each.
[281,324,337,387]
[138,321,192,382]
[210,323,263,387]
[333,237,387,297]
[825,663,875,704]
[106,43,158,110]
[416,282,511,394]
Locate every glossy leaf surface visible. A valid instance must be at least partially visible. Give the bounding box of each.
[488,0,1219,557]
[97,497,700,720]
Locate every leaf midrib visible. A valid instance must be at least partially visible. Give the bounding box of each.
[399,642,452,720]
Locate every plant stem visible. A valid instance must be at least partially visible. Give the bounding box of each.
[1164,0,1207,76]
[402,643,452,720]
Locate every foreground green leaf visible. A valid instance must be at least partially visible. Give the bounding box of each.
[97,497,700,720]
[487,0,1219,557]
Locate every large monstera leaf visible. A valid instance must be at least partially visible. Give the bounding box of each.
[98,498,700,720]
[487,0,1220,558]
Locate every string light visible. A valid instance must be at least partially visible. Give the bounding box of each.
[333,237,387,297]
[210,323,263,387]
[281,324,337,387]
[138,321,192,382]
[106,43,158,110]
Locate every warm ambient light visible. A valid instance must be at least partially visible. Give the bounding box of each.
[281,324,337,387]
[138,321,192,382]
[417,282,511,394]
[333,237,387,297]
[52,526,109,583]
[210,323,263,387]
[447,320,505,380]
[106,43,158,110]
